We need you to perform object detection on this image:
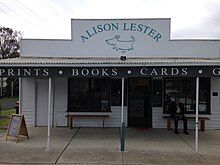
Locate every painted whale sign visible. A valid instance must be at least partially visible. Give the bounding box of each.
[106,35,135,53]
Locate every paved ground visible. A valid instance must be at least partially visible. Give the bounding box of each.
[0,127,220,164]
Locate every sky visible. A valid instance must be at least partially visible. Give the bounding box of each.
[0,0,219,39]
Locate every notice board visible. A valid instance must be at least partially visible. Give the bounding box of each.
[6,114,29,143]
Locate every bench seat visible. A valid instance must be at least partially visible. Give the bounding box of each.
[65,114,110,129]
[162,116,210,132]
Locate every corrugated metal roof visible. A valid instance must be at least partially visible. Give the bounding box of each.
[0,56,220,67]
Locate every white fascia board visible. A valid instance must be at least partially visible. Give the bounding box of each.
[1,63,220,67]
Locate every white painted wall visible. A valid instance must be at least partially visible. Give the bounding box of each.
[36,79,48,126]
[21,77,220,129]
[21,78,36,126]
[208,77,220,129]
[19,19,220,128]
[21,78,128,127]
[21,19,220,58]
[53,78,68,126]
[52,78,128,127]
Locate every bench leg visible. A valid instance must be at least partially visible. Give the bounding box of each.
[200,120,205,132]
[103,118,105,129]
[69,117,73,129]
[67,117,69,127]
[167,119,172,130]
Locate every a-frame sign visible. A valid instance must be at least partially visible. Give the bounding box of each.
[6,114,29,143]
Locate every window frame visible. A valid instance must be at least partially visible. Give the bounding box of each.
[110,78,128,106]
[67,78,111,112]
[163,77,211,114]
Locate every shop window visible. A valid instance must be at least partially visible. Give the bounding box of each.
[68,78,110,112]
[163,78,210,114]
[111,79,127,106]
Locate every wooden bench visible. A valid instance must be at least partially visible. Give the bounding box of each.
[65,114,110,129]
[162,116,210,132]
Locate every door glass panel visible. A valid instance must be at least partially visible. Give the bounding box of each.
[129,99,145,117]
[128,78,151,127]
[70,78,89,111]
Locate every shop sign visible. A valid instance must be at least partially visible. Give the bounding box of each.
[80,22,162,43]
[0,66,220,78]
[80,22,162,53]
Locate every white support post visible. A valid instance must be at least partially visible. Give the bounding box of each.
[50,79,54,127]
[19,78,22,114]
[0,77,3,97]
[47,78,52,150]
[195,77,199,152]
[120,77,125,151]
[11,80,14,97]
[121,77,124,124]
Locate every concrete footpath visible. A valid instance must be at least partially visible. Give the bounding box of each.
[0,127,220,165]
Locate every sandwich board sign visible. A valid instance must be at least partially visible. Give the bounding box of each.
[6,114,29,143]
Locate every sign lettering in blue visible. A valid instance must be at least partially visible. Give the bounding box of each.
[80,22,162,43]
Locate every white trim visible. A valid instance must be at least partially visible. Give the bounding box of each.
[195,77,199,152]
[47,78,52,150]
[19,78,22,114]
[121,77,124,124]
[34,79,37,127]
[51,79,54,127]
[1,57,220,67]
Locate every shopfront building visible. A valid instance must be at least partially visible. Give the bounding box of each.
[1,18,220,130]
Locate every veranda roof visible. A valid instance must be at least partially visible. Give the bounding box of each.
[1,56,220,67]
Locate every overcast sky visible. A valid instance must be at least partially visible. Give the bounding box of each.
[0,0,219,39]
